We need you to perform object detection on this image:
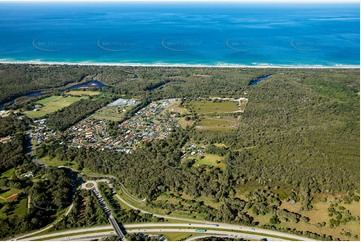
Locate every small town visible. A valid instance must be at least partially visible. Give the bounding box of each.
[30,99,181,153]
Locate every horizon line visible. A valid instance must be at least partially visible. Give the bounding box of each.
[0,60,359,69]
[0,0,359,3]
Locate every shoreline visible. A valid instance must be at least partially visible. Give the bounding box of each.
[0,60,359,69]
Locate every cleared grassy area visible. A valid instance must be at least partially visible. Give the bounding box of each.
[40,156,77,169]
[161,232,195,241]
[66,90,100,96]
[178,117,195,128]
[36,229,114,241]
[193,154,225,170]
[196,116,238,131]
[116,189,208,222]
[13,198,27,216]
[283,199,360,240]
[0,188,21,201]
[92,106,129,121]
[26,95,88,118]
[1,168,15,178]
[189,101,239,114]
[164,100,189,115]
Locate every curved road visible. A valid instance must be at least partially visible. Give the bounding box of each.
[21,222,312,241]
[15,177,313,241]
[50,229,278,241]
[13,203,74,241]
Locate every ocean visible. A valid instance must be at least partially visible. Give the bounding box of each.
[0,2,359,67]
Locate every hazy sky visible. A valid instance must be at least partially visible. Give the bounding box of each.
[0,0,358,3]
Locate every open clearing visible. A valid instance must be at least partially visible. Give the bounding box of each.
[196,116,238,131]
[66,90,101,96]
[165,100,189,115]
[40,156,77,170]
[0,188,21,202]
[178,117,195,128]
[189,101,239,114]
[26,95,88,118]
[193,153,225,170]
[92,106,130,121]
[1,168,15,179]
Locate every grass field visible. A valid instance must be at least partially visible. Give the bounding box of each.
[196,116,238,131]
[164,100,189,115]
[40,156,77,170]
[161,232,195,241]
[13,198,27,217]
[189,101,239,114]
[66,90,100,96]
[178,117,195,128]
[0,188,21,202]
[92,106,128,121]
[26,95,88,118]
[1,168,15,179]
[193,154,225,170]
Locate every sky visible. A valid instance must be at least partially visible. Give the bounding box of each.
[0,0,358,3]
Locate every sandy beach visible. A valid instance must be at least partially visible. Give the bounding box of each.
[0,60,359,69]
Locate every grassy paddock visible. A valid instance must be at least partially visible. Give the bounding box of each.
[26,95,88,118]
[66,90,101,96]
[193,154,225,170]
[196,116,238,131]
[92,106,129,121]
[189,101,239,114]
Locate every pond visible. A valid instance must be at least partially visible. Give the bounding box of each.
[66,80,107,91]
[249,74,272,86]
[0,91,43,110]
[0,80,108,110]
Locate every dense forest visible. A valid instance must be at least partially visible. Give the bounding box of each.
[0,64,100,103]
[0,116,26,173]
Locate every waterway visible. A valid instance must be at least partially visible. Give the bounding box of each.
[0,80,107,110]
[248,74,271,86]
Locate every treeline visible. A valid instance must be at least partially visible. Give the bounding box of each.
[53,190,108,230]
[0,168,75,239]
[0,117,26,137]
[0,117,26,173]
[0,64,98,103]
[98,183,163,223]
[46,98,111,131]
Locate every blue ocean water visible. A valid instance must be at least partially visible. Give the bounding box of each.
[0,2,359,66]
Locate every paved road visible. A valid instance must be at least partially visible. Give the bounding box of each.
[113,192,312,241]
[36,228,283,241]
[91,182,125,240]
[13,203,74,241]
[21,222,313,241]
[15,176,313,241]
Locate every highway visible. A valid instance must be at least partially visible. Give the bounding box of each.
[112,190,312,241]
[20,222,313,241]
[14,175,313,241]
[13,203,74,241]
[50,229,279,241]
[91,182,125,240]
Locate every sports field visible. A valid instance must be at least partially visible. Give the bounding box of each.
[26,95,88,118]
[196,116,238,131]
[66,90,101,96]
[189,101,239,114]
